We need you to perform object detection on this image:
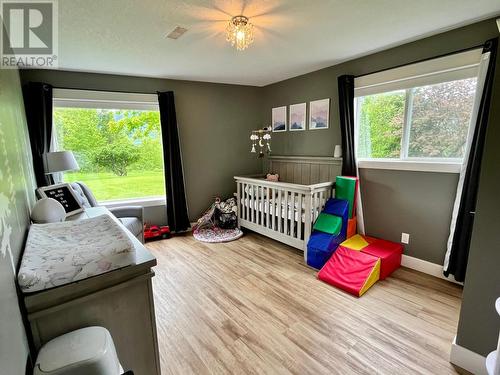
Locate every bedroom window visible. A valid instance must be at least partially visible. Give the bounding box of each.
[354,48,483,172]
[52,89,165,204]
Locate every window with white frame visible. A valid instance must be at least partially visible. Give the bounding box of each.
[354,49,483,171]
[52,89,165,203]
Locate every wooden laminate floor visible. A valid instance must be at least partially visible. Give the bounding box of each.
[147,232,463,375]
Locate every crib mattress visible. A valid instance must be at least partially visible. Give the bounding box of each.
[18,214,135,293]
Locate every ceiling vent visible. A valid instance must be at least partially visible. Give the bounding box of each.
[166,26,188,40]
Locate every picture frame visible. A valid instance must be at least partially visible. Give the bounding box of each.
[37,183,84,217]
[289,103,306,131]
[309,98,330,130]
[272,106,287,132]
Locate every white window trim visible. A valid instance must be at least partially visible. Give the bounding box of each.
[354,48,482,97]
[53,89,165,202]
[101,196,166,208]
[53,88,159,111]
[357,159,461,173]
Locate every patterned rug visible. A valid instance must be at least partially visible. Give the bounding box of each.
[193,228,243,243]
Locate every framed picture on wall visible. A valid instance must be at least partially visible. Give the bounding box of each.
[272,106,287,132]
[309,98,330,130]
[289,103,306,131]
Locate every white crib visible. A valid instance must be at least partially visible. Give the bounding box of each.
[234,156,341,258]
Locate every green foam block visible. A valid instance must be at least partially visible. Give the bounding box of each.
[313,213,342,235]
[336,176,357,218]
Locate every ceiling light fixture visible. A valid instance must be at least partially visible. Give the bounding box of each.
[226,15,254,51]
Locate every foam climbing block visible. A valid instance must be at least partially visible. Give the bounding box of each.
[313,213,342,235]
[307,231,341,270]
[335,176,358,219]
[318,246,380,297]
[322,198,349,218]
[307,198,349,269]
[360,238,403,280]
[340,234,370,251]
[347,217,357,239]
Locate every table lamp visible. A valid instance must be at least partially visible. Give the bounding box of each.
[44,151,80,174]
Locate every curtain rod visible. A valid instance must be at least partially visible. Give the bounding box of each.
[52,86,159,95]
[354,43,486,79]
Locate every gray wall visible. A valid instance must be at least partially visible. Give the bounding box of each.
[19,70,263,222]
[359,169,459,264]
[0,68,36,373]
[260,19,500,267]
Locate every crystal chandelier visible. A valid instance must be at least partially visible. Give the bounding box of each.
[226,16,254,51]
[250,128,271,158]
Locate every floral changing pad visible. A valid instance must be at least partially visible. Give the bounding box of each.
[18,214,135,293]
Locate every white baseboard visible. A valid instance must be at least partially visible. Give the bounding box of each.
[401,254,463,285]
[451,336,487,375]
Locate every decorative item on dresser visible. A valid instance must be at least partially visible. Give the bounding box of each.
[36,183,84,217]
[234,155,341,258]
[30,198,67,224]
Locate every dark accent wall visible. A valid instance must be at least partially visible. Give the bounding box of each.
[19,70,263,222]
[0,67,36,373]
[261,18,500,358]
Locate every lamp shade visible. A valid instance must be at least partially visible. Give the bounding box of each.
[44,151,80,174]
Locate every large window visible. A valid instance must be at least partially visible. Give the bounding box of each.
[355,49,483,171]
[53,90,165,202]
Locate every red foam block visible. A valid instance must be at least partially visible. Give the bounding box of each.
[318,246,380,297]
[361,238,402,280]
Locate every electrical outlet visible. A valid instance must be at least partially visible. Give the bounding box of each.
[401,232,410,244]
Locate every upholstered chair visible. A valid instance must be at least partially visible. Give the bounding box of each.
[70,182,145,243]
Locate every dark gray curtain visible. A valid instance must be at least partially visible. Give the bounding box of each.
[338,75,356,176]
[444,38,498,282]
[157,91,190,232]
[23,82,54,187]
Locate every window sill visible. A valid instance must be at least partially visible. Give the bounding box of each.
[357,159,461,173]
[100,196,166,208]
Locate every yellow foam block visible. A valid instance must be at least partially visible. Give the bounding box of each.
[340,234,369,251]
[359,259,380,296]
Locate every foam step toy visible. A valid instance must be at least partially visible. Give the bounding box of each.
[340,234,403,280]
[313,213,342,235]
[306,198,349,269]
[335,176,359,219]
[318,246,380,297]
[360,237,403,280]
[347,217,357,239]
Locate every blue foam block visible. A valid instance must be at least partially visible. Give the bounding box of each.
[306,198,350,269]
[323,198,349,218]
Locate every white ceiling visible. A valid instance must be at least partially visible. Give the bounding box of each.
[57,0,500,86]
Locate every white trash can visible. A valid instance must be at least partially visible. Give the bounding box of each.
[34,326,124,375]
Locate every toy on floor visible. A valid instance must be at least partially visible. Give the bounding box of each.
[193,197,243,243]
[318,246,380,297]
[318,234,403,296]
[306,176,359,269]
[306,198,349,269]
[144,224,171,241]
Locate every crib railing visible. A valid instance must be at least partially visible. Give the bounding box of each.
[235,175,334,254]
